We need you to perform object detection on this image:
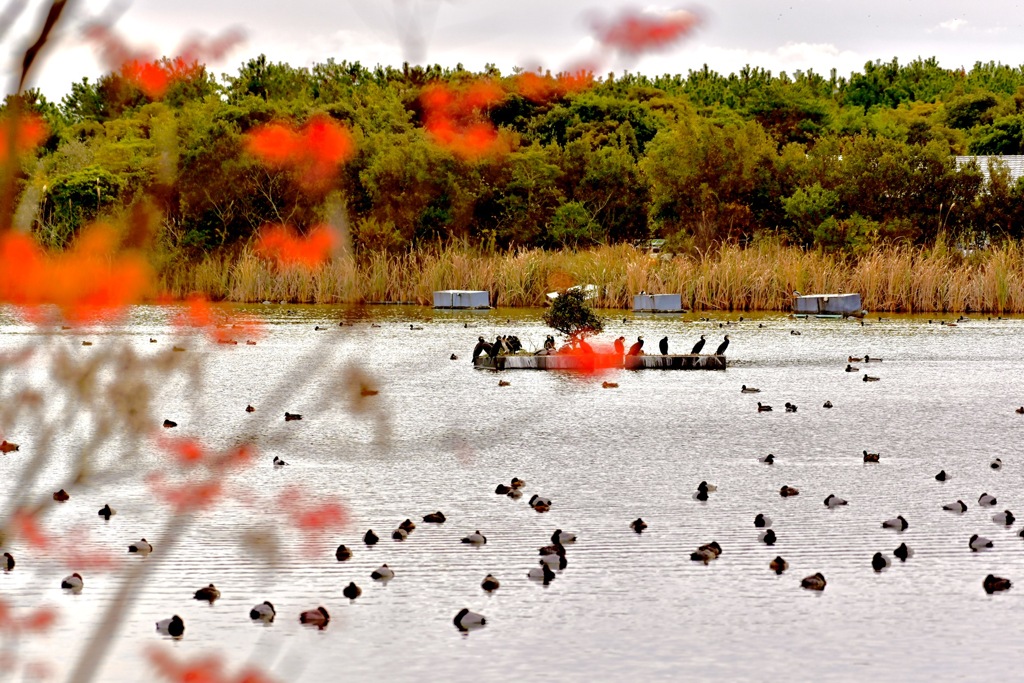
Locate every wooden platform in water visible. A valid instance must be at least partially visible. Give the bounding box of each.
[473,353,726,371]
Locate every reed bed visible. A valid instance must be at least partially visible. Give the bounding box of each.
[159,242,1024,313]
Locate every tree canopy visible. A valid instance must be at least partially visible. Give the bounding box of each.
[543,288,604,340]
[8,55,1024,265]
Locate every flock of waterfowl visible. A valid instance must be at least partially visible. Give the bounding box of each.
[4,313,1024,671]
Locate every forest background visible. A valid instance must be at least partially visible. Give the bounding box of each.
[7,54,1024,311]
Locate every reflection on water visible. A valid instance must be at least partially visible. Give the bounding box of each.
[2,306,1024,682]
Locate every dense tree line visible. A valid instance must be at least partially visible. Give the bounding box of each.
[6,55,1024,260]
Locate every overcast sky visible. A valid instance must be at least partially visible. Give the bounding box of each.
[3,0,1024,101]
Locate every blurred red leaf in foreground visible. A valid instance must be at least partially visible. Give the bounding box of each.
[172,295,264,343]
[278,487,349,536]
[0,113,47,163]
[515,68,594,103]
[593,8,700,55]
[245,115,355,191]
[149,646,279,683]
[0,224,153,324]
[420,80,508,159]
[255,224,337,270]
[85,25,244,99]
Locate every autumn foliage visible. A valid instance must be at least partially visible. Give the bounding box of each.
[173,295,264,342]
[84,25,244,98]
[244,115,355,191]
[0,114,47,163]
[148,648,278,683]
[255,224,338,269]
[0,225,153,323]
[593,8,700,55]
[420,80,508,158]
[514,69,594,103]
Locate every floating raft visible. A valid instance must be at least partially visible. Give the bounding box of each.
[433,290,490,309]
[633,294,684,313]
[792,293,863,317]
[474,354,726,371]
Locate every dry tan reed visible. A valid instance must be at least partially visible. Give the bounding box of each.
[158,242,1024,313]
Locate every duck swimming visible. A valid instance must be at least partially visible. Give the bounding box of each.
[741,385,761,393]
[2,552,12,571]
[462,531,487,545]
[528,562,557,584]
[984,574,1012,594]
[249,601,275,622]
[757,402,773,412]
[760,453,775,464]
[770,556,788,575]
[98,504,116,520]
[61,572,83,591]
[824,494,848,509]
[128,539,153,555]
[335,545,352,561]
[422,511,446,523]
[801,573,827,591]
[481,574,500,592]
[364,529,379,545]
[894,543,914,562]
[453,608,486,630]
[780,485,799,497]
[943,500,968,513]
[882,515,909,531]
[299,607,330,628]
[823,400,833,408]
[872,552,891,572]
[754,513,772,528]
[343,582,362,600]
[979,493,998,506]
[863,450,880,463]
[371,564,395,580]
[630,518,647,533]
[992,510,1015,526]
[194,584,220,603]
[969,534,993,551]
[156,615,185,637]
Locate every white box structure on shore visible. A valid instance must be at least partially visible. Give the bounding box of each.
[433,290,490,309]
[792,293,863,316]
[633,293,683,312]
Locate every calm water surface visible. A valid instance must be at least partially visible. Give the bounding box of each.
[2,306,1024,682]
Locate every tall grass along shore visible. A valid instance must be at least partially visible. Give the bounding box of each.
[161,241,1024,314]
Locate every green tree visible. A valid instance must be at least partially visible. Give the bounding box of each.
[542,288,603,341]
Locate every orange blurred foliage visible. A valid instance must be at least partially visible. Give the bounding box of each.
[514,69,594,103]
[173,295,264,343]
[149,648,278,683]
[278,488,349,534]
[0,225,153,324]
[85,25,244,99]
[11,509,51,549]
[593,8,700,55]
[149,474,224,512]
[420,80,508,159]
[0,113,47,163]
[255,224,337,270]
[245,115,355,191]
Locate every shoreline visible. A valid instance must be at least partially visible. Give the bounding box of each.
[159,241,1024,314]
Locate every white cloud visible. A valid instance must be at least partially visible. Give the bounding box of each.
[938,19,968,31]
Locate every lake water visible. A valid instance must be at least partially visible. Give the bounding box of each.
[2,305,1024,682]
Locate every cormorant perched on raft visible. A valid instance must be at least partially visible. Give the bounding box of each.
[659,336,669,355]
[487,336,504,359]
[505,336,522,354]
[715,335,730,356]
[691,335,706,354]
[627,337,644,356]
[614,337,625,355]
[472,336,491,362]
